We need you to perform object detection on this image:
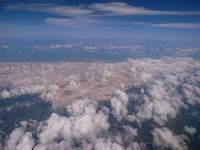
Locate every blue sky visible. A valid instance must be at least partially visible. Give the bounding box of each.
[1,0,200,42]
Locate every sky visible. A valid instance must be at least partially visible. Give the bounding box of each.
[1,0,200,42]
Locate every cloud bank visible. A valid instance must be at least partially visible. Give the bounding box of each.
[1,57,200,149]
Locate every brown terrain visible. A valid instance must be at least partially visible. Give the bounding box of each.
[1,57,198,108]
[0,61,132,107]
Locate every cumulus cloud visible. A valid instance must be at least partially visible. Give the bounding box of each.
[128,79,185,125]
[30,99,110,149]
[184,126,197,136]
[3,97,141,150]
[0,90,11,99]
[124,58,200,126]
[5,128,34,150]
[1,57,200,149]
[110,89,129,120]
[94,138,124,150]
[0,84,58,101]
[152,127,188,150]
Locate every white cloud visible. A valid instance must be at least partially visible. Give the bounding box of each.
[127,142,145,150]
[94,138,124,150]
[5,128,34,150]
[7,3,93,17]
[6,2,200,30]
[7,2,200,17]
[36,99,110,148]
[184,126,197,136]
[125,57,200,125]
[47,6,94,16]
[0,90,11,99]
[90,2,200,16]
[152,23,200,29]
[110,89,129,121]
[2,57,200,149]
[0,84,58,101]
[3,97,139,150]
[152,127,188,150]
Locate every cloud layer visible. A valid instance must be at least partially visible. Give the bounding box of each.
[7,2,200,17]
[1,57,200,150]
[6,2,200,30]
[90,2,200,16]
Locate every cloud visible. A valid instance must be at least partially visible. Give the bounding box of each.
[7,3,52,12]
[0,90,11,99]
[46,6,94,17]
[5,128,34,150]
[45,17,140,28]
[45,18,200,30]
[7,3,94,17]
[90,2,200,16]
[45,18,82,28]
[36,99,110,148]
[0,84,58,101]
[6,2,200,30]
[125,57,200,126]
[3,97,141,150]
[152,23,200,29]
[1,57,200,149]
[94,138,124,150]
[152,127,188,150]
[7,2,200,17]
[184,126,197,136]
[110,89,129,121]
[45,17,103,28]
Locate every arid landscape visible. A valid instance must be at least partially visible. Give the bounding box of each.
[1,57,199,108]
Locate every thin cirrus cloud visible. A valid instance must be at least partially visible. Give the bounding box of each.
[7,3,94,17]
[47,6,94,16]
[5,2,200,30]
[90,2,200,16]
[7,2,200,17]
[46,18,200,30]
[45,18,88,28]
[152,23,200,29]
[45,17,151,29]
